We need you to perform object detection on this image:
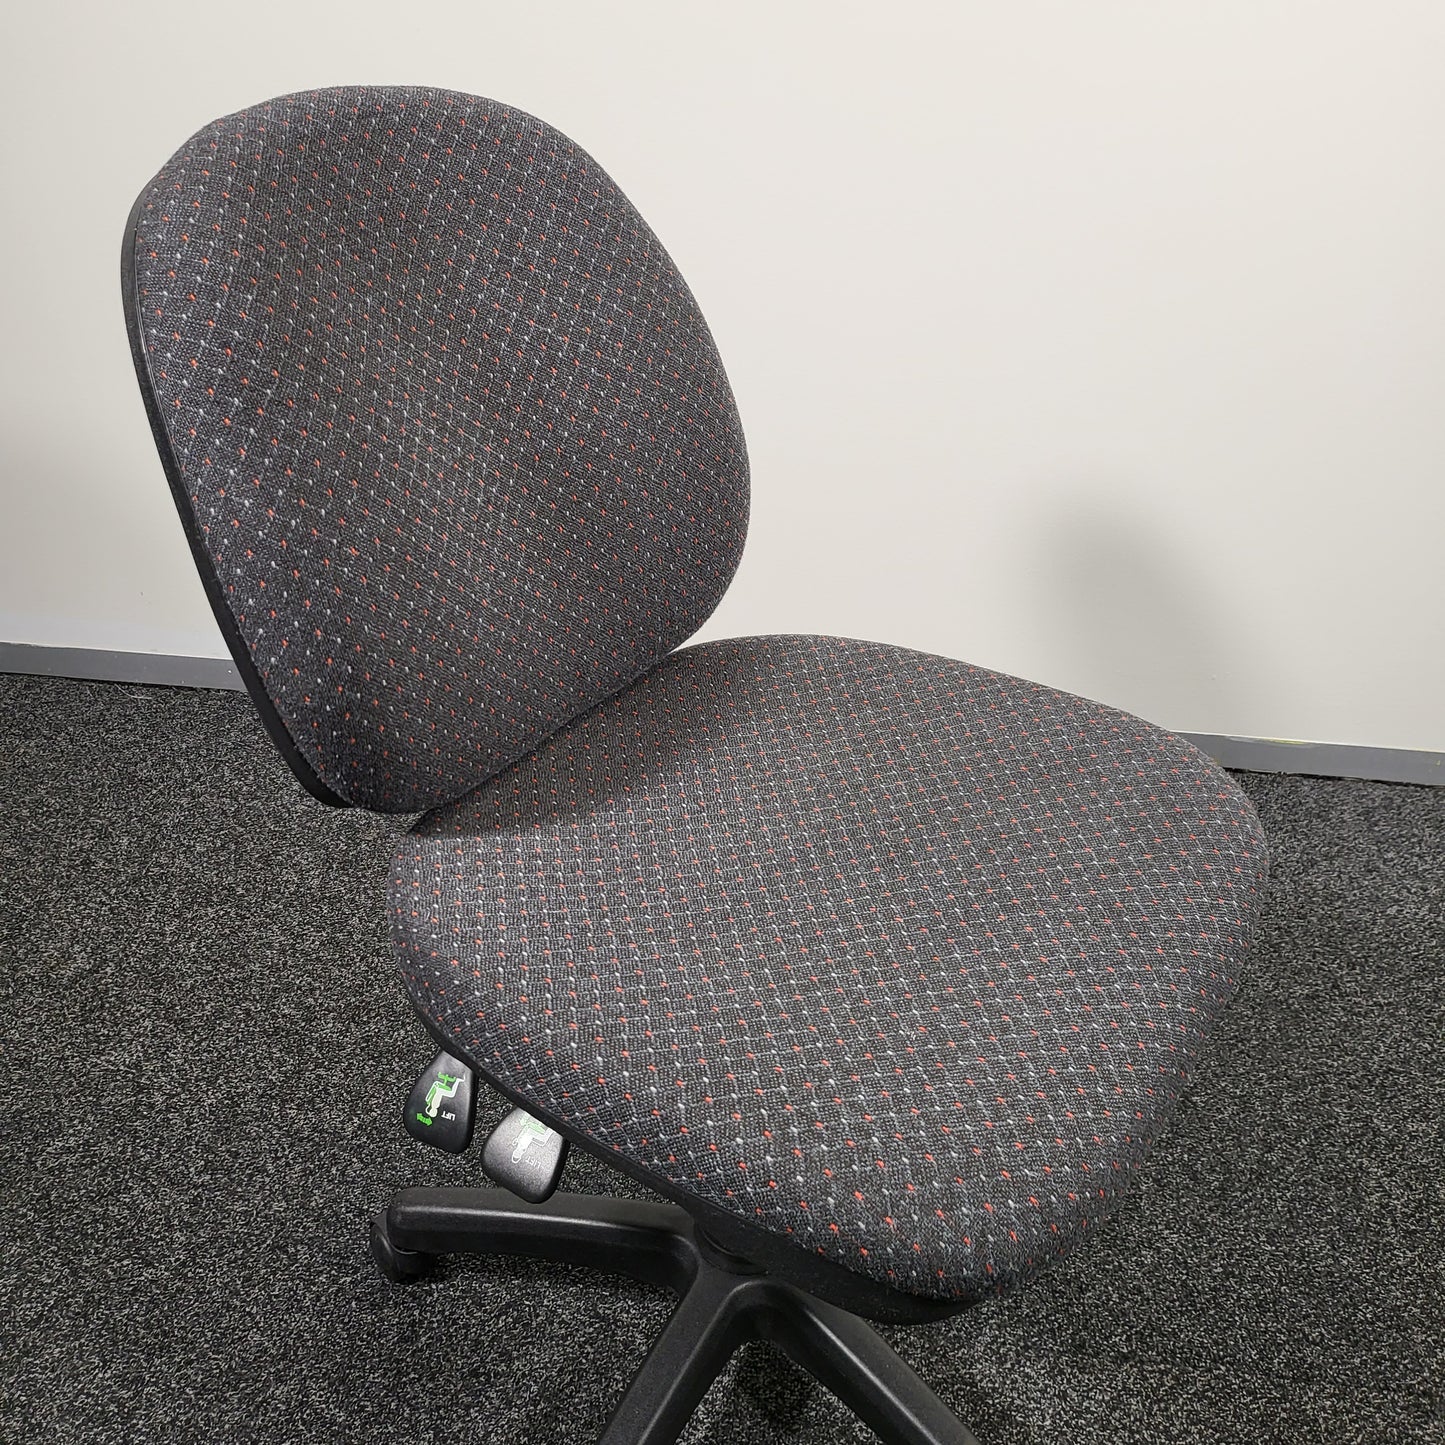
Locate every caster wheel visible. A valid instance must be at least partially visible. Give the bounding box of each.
[369,1208,435,1283]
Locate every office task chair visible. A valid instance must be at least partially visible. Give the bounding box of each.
[123,86,1269,1444]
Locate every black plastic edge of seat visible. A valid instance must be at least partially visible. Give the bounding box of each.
[121,191,351,810]
[407,1005,972,1326]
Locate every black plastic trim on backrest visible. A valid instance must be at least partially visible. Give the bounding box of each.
[121,193,351,810]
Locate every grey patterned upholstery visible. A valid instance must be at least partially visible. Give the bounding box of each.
[127,87,1270,1310]
[390,636,1269,1302]
[126,86,747,812]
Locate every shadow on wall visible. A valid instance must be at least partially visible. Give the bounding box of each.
[1013,482,1272,737]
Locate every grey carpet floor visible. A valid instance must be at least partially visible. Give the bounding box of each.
[1,673,1442,1445]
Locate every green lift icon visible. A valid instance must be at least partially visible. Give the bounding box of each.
[415,1071,463,1126]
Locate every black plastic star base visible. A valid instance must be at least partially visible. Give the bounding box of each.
[371,1189,980,1445]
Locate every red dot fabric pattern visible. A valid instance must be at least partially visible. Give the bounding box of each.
[390,635,1270,1302]
[128,87,748,812]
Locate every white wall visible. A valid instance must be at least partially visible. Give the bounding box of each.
[2,0,1442,750]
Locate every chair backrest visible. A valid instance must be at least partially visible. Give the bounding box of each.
[124,86,749,812]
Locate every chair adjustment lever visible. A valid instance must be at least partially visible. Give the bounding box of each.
[480,1108,570,1203]
[403,1052,476,1154]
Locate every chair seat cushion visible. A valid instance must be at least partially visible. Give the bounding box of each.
[389,635,1269,1302]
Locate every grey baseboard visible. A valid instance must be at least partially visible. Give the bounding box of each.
[2,642,1441,787]
[1179,732,1443,787]
[0,641,243,691]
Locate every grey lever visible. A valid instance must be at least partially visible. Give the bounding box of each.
[480,1108,570,1203]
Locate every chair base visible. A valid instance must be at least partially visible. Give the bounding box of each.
[373,1188,980,1445]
